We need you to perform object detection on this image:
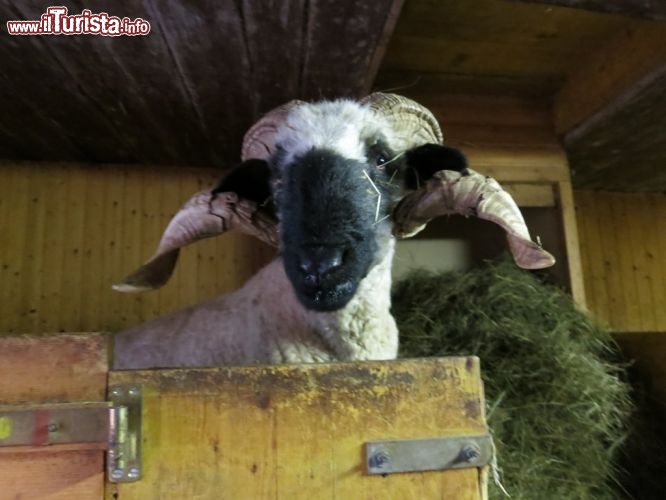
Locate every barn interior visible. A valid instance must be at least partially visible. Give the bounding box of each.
[1,0,665,498]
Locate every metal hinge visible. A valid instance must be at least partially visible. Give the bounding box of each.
[365,434,493,475]
[0,384,142,484]
[107,384,143,483]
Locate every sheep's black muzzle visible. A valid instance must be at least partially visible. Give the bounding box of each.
[278,148,389,312]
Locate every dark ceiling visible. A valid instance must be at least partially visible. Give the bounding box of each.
[1,0,665,191]
[0,0,398,166]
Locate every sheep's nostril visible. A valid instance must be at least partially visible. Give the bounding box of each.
[298,246,345,280]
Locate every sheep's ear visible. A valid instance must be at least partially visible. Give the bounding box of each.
[212,159,272,208]
[403,144,468,190]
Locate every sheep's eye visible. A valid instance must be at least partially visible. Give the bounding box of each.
[376,154,388,166]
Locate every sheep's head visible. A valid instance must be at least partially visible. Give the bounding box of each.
[113,93,555,311]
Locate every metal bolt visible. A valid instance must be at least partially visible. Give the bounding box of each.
[47,422,59,433]
[110,387,122,397]
[128,387,140,397]
[127,467,140,480]
[368,448,391,469]
[460,443,481,463]
[110,468,124,480]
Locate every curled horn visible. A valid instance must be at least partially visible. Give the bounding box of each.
[362,92,444,150]
[113,192,278,292]
[113,102,304,293]
[241,100,305,161]
[393,169,556,270]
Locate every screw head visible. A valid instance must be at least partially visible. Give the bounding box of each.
[368,449,391,469]
[460,443,481,463]
[127,467,140,479]
[110,468,124,480]
[47,422,59,433]
[110,387,122,397]
[128,387,140,397]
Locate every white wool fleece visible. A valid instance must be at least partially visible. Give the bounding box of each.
[274,99,395,167]
[112,240,398,369]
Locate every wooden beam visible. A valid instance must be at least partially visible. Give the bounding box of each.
[556,180,587,309]
[555,22,666,134]
[565,65,666,190]
[510,0,666,21]
[361,0,406,95]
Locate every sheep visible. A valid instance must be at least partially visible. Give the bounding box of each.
[112,93,555,369]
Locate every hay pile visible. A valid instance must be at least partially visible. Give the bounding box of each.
[392,258,632,500]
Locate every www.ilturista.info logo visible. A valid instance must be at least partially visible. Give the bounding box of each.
[7,6,150,36]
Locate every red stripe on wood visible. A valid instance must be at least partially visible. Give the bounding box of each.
[32,410,50,446]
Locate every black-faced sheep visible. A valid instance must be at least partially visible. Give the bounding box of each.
[112,93,554,369]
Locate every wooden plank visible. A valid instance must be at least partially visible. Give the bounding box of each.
[38,167,68,333]
[138,168,163,320]
[463,148,569,182]
[609,193,643,331]
[15,164,42,333]
[122,168,146,327]
[555,23,666,135]
[573,191,597,316]
[511,0,666,21]
[176,173,203,309]
[108,358,486,500]
[194,172,222,303]
[238,0,306,120]
[647,193,666,329]
[382,36,576,78]
[374,70,562,100]
[556,181,587,309]
[139,0,251,164]
[59,167,87,332]
[0,164,28,333]
[360,0,406,94]
[81,165,106,332]
[504,184,556,207]
[0,165,11,330]
[378,0,637,105]
[152,168,183,319]
[387,0,626,42]
[0,2,136,163]
[625,193,657,330]
[426,94,554,127]
[0,449,104,500]
[594,193,627,330]
[0,334,108,404]
[300,0,401,99]
[105,165,129,331]
[574,191,610,325]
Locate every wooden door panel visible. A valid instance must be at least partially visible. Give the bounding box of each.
[0,334,109,500]
[108,358,486,500]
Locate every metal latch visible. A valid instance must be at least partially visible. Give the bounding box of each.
[0,384,142,484]
[365,434,493,475]
[107,384,143,483]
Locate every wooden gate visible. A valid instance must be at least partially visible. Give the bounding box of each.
[0,334,489,500]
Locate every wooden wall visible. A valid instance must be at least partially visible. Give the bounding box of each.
[0,163,274,335]
[575,190,666,332]
[7,165,657,336]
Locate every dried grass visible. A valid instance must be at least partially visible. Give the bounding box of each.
[392,257,633,499]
